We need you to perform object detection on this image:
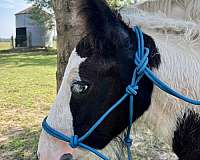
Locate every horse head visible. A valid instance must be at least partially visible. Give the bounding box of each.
[37,0,160,159]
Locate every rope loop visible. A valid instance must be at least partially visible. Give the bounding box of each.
[69,135,79,148]
[124,137,133,147]
[126,85,139,95]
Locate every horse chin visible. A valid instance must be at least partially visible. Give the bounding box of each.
[37,131,76,160]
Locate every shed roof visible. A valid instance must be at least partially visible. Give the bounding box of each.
[15,6,50,16]
[15,6,35,15]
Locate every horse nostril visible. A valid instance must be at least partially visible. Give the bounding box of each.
[60,153,73,160]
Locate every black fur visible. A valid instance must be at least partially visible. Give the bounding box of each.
[70,0,161,149]
[173,110,200,160]
[78,0,120,48]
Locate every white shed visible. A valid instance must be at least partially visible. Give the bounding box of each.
[15,6,54,48]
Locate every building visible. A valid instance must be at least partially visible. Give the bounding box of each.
[15,6,54,48]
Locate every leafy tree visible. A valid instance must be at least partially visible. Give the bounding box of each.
[108,0,132,8]
[26,0,54,30]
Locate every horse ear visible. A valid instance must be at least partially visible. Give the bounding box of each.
[78,0,119,39]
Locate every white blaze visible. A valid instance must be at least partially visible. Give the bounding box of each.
[38,49,86,160]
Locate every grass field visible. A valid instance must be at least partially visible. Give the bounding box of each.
[0,50,57,159]
[0,42,11,50]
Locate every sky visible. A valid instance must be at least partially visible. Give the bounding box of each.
[0,0,31,38]
[0,0,143,38]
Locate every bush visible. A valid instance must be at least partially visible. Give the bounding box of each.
[108,0,132,8]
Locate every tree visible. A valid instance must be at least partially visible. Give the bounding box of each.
[52,0,82,91]
[109,0,132,8]
[27,0,131,91]
[26,0,54,30]
[27,0,82,91]
[29,6,54,30]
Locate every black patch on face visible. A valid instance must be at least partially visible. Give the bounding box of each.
[173,110,200,160]
[70,0,161,149]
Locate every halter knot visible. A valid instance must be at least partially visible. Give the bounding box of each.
[134,48,149,75]
[69,135,79,148]
[124,137,133,147]
[126,85,139,95]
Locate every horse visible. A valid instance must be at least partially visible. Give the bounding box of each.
[37,0,200,159]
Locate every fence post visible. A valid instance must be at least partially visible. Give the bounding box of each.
[11,36,14,49]
[28,32,32,48]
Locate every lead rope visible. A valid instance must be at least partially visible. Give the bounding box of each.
[42,26,200,160]
[123,26,150,160]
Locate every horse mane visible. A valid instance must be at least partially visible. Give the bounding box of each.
[121,4,200,157]
[121,5,200,48]
[136,0,200,22]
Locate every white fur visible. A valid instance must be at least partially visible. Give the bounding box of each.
[47,49,86,131]
[121,6,200,41]
[38,49,87,160]
[122,3,200,147]
[135,0,200,21]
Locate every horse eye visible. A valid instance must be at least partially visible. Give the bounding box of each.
[71,81,89,95]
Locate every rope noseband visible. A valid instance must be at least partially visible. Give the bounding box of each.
[42,26,200,160]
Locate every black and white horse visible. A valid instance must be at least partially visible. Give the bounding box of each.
[37,0,200,159]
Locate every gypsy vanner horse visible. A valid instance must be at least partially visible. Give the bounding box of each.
[37,0,200,159]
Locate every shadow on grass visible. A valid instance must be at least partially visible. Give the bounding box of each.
[0,48,57,54]
[0,128,40,160]
[0,49,57,68]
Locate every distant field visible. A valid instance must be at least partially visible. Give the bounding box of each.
[0,42,11,50]
[0,41,57,50]
[0,50,57,159]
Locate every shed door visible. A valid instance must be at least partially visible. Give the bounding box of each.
[16,27,27,47]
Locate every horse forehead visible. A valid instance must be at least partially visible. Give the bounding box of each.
[66,49,87,73]
[46,48,87,130]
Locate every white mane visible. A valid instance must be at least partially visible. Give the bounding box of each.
[136,0,200,22]
[121,5,200,48]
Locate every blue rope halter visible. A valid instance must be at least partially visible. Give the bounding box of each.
[42,26,200,160]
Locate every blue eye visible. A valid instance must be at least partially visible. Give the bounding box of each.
[71,81,89,94]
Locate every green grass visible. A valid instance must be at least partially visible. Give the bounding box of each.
[0,42,11,50]
[0,50,57,160]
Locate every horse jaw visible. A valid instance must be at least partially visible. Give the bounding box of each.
[37,49,87,160]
